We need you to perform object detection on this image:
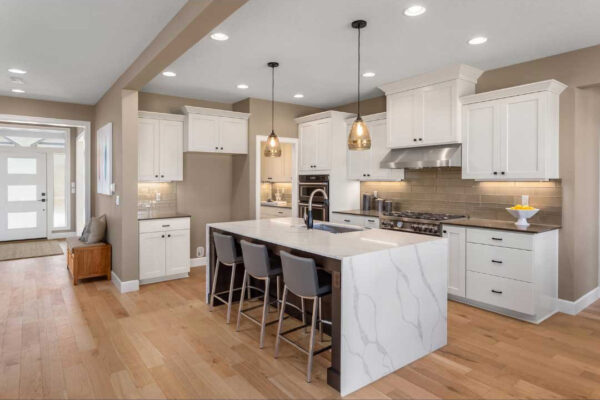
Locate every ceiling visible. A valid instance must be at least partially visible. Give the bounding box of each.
[143,0,600,108]
[1,0,186,105]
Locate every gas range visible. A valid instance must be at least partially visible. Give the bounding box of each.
[379,211,465,236]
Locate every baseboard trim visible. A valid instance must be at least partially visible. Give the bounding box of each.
[557,286,600,315]
[190,257,207,267]
[111,271,139,293]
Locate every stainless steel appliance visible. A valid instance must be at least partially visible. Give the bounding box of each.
[379,211,465,236]
[298,175,329,221]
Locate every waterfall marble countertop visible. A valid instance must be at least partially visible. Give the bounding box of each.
[207,217,441,259]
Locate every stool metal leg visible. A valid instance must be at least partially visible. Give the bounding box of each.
[259,277,270,348]
[274,286,288,358]
[209,258,220,311]
[301,298,306,332]
[276,275,281,314]
[307,296,318,383]
[226,262,237,323]
[319,297,323,342]
[236,271,248,331]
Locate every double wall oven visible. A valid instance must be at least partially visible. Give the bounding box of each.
[298,175,329,222]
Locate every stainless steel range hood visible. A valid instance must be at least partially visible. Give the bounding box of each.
[380,144,461,169]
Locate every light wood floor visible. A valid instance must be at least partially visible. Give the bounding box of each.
[1,247,600,399]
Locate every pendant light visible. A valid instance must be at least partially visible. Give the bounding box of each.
[347,19,371,151]
[264,61,282,157]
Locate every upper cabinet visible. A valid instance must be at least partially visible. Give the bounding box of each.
[181,106,250,154]
[379,64,483,149]
[261,142,293,182]
[345,113,404,181]
[138,112,184,182]
[461,80,566,181]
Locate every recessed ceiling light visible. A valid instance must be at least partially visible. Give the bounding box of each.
[8,68,27,74]
[362,72,376,78]
[404,5,426,17]
[468,36,488,45]
[162,71,176,77]
[237,84,248,89]
[210,32,229,41]
[293,93,304,98]
[11,88,25,93]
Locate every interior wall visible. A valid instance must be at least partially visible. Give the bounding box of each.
[333,95,386,115]
[138,91,232,113]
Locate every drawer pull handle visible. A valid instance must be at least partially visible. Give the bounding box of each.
[491,237,503,241]
[367,219,375,222]
[344,219,351,223]
[491,289,503,294]
[491,260,503,264]
[162,224,170,227]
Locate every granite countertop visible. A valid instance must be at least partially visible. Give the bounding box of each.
[208,217,441,260]
[260,202,292,209]
[332,209,382,218]
[442,217,561,234]
[138,211,191,221]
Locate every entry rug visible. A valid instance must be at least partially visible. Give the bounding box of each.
[0,239,64,261]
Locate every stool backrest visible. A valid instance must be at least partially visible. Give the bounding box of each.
[213,232,237,265]
[240,240,270,278]
[280,250,319,298]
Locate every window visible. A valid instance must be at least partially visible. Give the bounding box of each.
[7,185,37,202]
[53,153,66,228]
[7,157,37,174]
[7,212,37,229]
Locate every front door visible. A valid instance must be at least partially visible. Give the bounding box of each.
[0,151,47,241]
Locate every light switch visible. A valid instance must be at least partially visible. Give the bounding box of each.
[115,195,120,206]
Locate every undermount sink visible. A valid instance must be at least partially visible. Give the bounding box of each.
[312,223,364,234]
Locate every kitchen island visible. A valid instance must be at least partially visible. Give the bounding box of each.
[206,218,448,395]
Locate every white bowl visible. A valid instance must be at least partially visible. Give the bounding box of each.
[506,208,539,227]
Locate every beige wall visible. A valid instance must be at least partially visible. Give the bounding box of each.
[333,95,386,115]
[231,98,322,220]
[138,92,232,113]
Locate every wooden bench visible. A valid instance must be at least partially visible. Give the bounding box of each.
[66,237,111,285]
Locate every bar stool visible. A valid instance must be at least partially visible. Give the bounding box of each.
[275,251,332,383]
[210,232,245,323]
[236,240,283,348]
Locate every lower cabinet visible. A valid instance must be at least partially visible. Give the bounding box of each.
[260,206,292,219]
[330,213,379,229]
[139,217,190,282]
[442,224,558,324]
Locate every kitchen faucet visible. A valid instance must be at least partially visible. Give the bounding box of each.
[304,188,328,229]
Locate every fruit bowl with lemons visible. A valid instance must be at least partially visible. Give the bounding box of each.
[506,204,539,227]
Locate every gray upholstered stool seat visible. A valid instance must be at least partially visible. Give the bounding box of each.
[275,251,333,383]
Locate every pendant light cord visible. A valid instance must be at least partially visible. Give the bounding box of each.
[357,25,361,117]
[271,65,275,133]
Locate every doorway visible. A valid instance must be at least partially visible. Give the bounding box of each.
[0,151,47,241]
[76,131,86,235]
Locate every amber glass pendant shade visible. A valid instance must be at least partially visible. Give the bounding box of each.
[264,130,282,157]
[347,116,371,150]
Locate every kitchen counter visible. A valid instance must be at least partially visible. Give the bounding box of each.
[260,202,292,209]
[442,217,560,233]
[137,211,191,220]
[206,218,448,395]
[332,209,381,218]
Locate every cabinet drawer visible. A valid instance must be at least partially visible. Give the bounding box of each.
[364,216,380,229]
[467,228,532,250]
[467,243,533,282]
[260,206,291,218]
[330,213,379,228]
[139,217,190,233]
[467,271,535,315]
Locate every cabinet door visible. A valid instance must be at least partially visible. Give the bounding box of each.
[499,94,545,179]
[138,118,159,181]
[187,114,220,152]
[443,225,466,298]
[387,90,420,148]
[282,143,293,181]
[367,119,393,180]
[462,102,500,179]
[139,232,166,280]
[314,119,332,170]
[165,229,190,276]
[261,142,282,182]
[422,82,456,145]
[299,122,317,172]
[219,117,248,154]
[158,120,183,181]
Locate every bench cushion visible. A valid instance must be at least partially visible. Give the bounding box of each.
[67,237,107,250]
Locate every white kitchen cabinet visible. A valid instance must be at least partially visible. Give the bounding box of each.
[330,213,379,229]
[442,223,558,324]
[260,206,292,219]
[442,225,466,298]
[138,112,184,182]
[379,64,483,149]
[346,113,404,181]
[182,106,250,154]
[298,119,332,173]
[261,142,292,182]
[461,80,566,180]
[139,217,190,283]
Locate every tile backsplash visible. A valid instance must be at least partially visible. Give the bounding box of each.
[261,182,292,203]
[361,167,562,225]
[138,182,178,214]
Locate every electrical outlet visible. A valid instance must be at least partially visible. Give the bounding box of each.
[115,195,120,206]
[196,246,205,258]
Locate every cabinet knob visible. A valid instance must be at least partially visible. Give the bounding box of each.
[155,175,158,178]
[418,138,423,141]
[220,147,224,150]
[442,230,447,234]
[501,171,505,175]
[413,138,417,142]
[168,234,171,238]
[215,146,218,150]
[493,171,498,175]
[161,175,164,178]
[161,235,165,238]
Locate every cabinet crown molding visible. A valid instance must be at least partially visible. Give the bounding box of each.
[344,112,386,124]
[180,105,250,120]
[294,110,355,124]
[138,111,185,121]
[379,64,483,95]
[460,79,567,105]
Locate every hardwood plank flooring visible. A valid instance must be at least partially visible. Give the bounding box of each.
[1,244,600,399]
